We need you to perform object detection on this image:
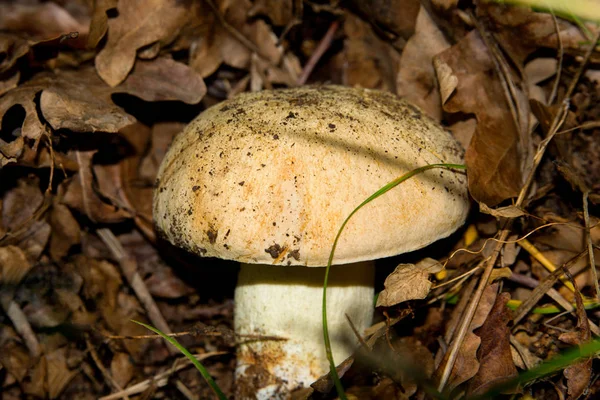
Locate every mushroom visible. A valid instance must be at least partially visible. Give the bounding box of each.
[153,86,469,397]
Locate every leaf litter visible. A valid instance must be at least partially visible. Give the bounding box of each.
[0,0,599,399]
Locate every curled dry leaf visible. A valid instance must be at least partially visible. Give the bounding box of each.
[467,292,518,396]
[95,0,192,87]
[0,136,25,167]
[397,6,450,120]
[479,203,526,219]
[436,30,522,206]
[376,258,443,307]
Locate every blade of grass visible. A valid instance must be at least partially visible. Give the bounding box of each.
[322,163,467,399]
[131,320,227,400]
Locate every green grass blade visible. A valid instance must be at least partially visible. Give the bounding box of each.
[322,163,467,399]
[131,320,227,400]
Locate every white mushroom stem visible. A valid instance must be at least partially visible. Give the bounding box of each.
[234,262,374,398]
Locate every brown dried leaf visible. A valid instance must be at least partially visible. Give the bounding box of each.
[0,136,24,166]
[95,0,192,86]
[436,31,522,205]
[48,202,81,261]
[248,0,299,26]
[479,203,526,219]
[477,3,593,63]
[46,348,77,399]
[0,3,89,42]
[342,12,400,92]
[40,70,136,133]
[376,258,442,307]
[560,283,592,400]
[138,122,184,182]
[0,34,29,74]
[0,77,49,140]
[117,57,206,104]
[62,151,131,223]
[189,0,281,78]
[443,283,498,391]
[88,0,118,48]
[110,352,134,388]
[397,7,450,120]
[467,292,518,396]
[347,0,420,39]
[0,245,31,284]
[1,177,44,231]
[0,339,31,382]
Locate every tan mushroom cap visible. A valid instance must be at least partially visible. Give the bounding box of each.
[153,85,469,266]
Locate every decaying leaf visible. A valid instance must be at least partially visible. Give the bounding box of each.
[397,6,450,120]
[62,151,131,223]
[560,282,592,400]
[347,0,420,39]
[342,12,400,92]
[436,30,523,205]
[0,245,32,285]
[467,292,518,396]
[479,203,526,219]
[376,258,443,307]
[94,0,192,86]
[440,283,498,392]
[48,202,81,261]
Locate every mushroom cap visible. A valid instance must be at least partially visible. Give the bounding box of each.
[153,85,469,266]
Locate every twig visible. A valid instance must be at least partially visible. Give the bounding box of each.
[436,29,600,392]
[548,11,564,105]
[96,228,174,348]
[297,20,339,85]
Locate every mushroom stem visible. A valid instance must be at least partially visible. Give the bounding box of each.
[234,261,374,398]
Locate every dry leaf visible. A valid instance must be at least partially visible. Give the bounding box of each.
[560,282,592,400]
[0,2,89,42]
[434,57,457,105]
[436,30,522,206]
[441,283,498,392]
[95,0,192,86]
[376,258,443,307]
[342,12,400,92]
[347,0,420,39]
[397,6,450,120]
[479,203,526,219]
[248,0,299,26]
[467,292,518,396]
[48,202,81,261]
[62,151,131,223]
[110,352,134,388]
[0,136,25,166]
[0,245,32,284]
[87,0,118,48]
[118,57,206,104]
